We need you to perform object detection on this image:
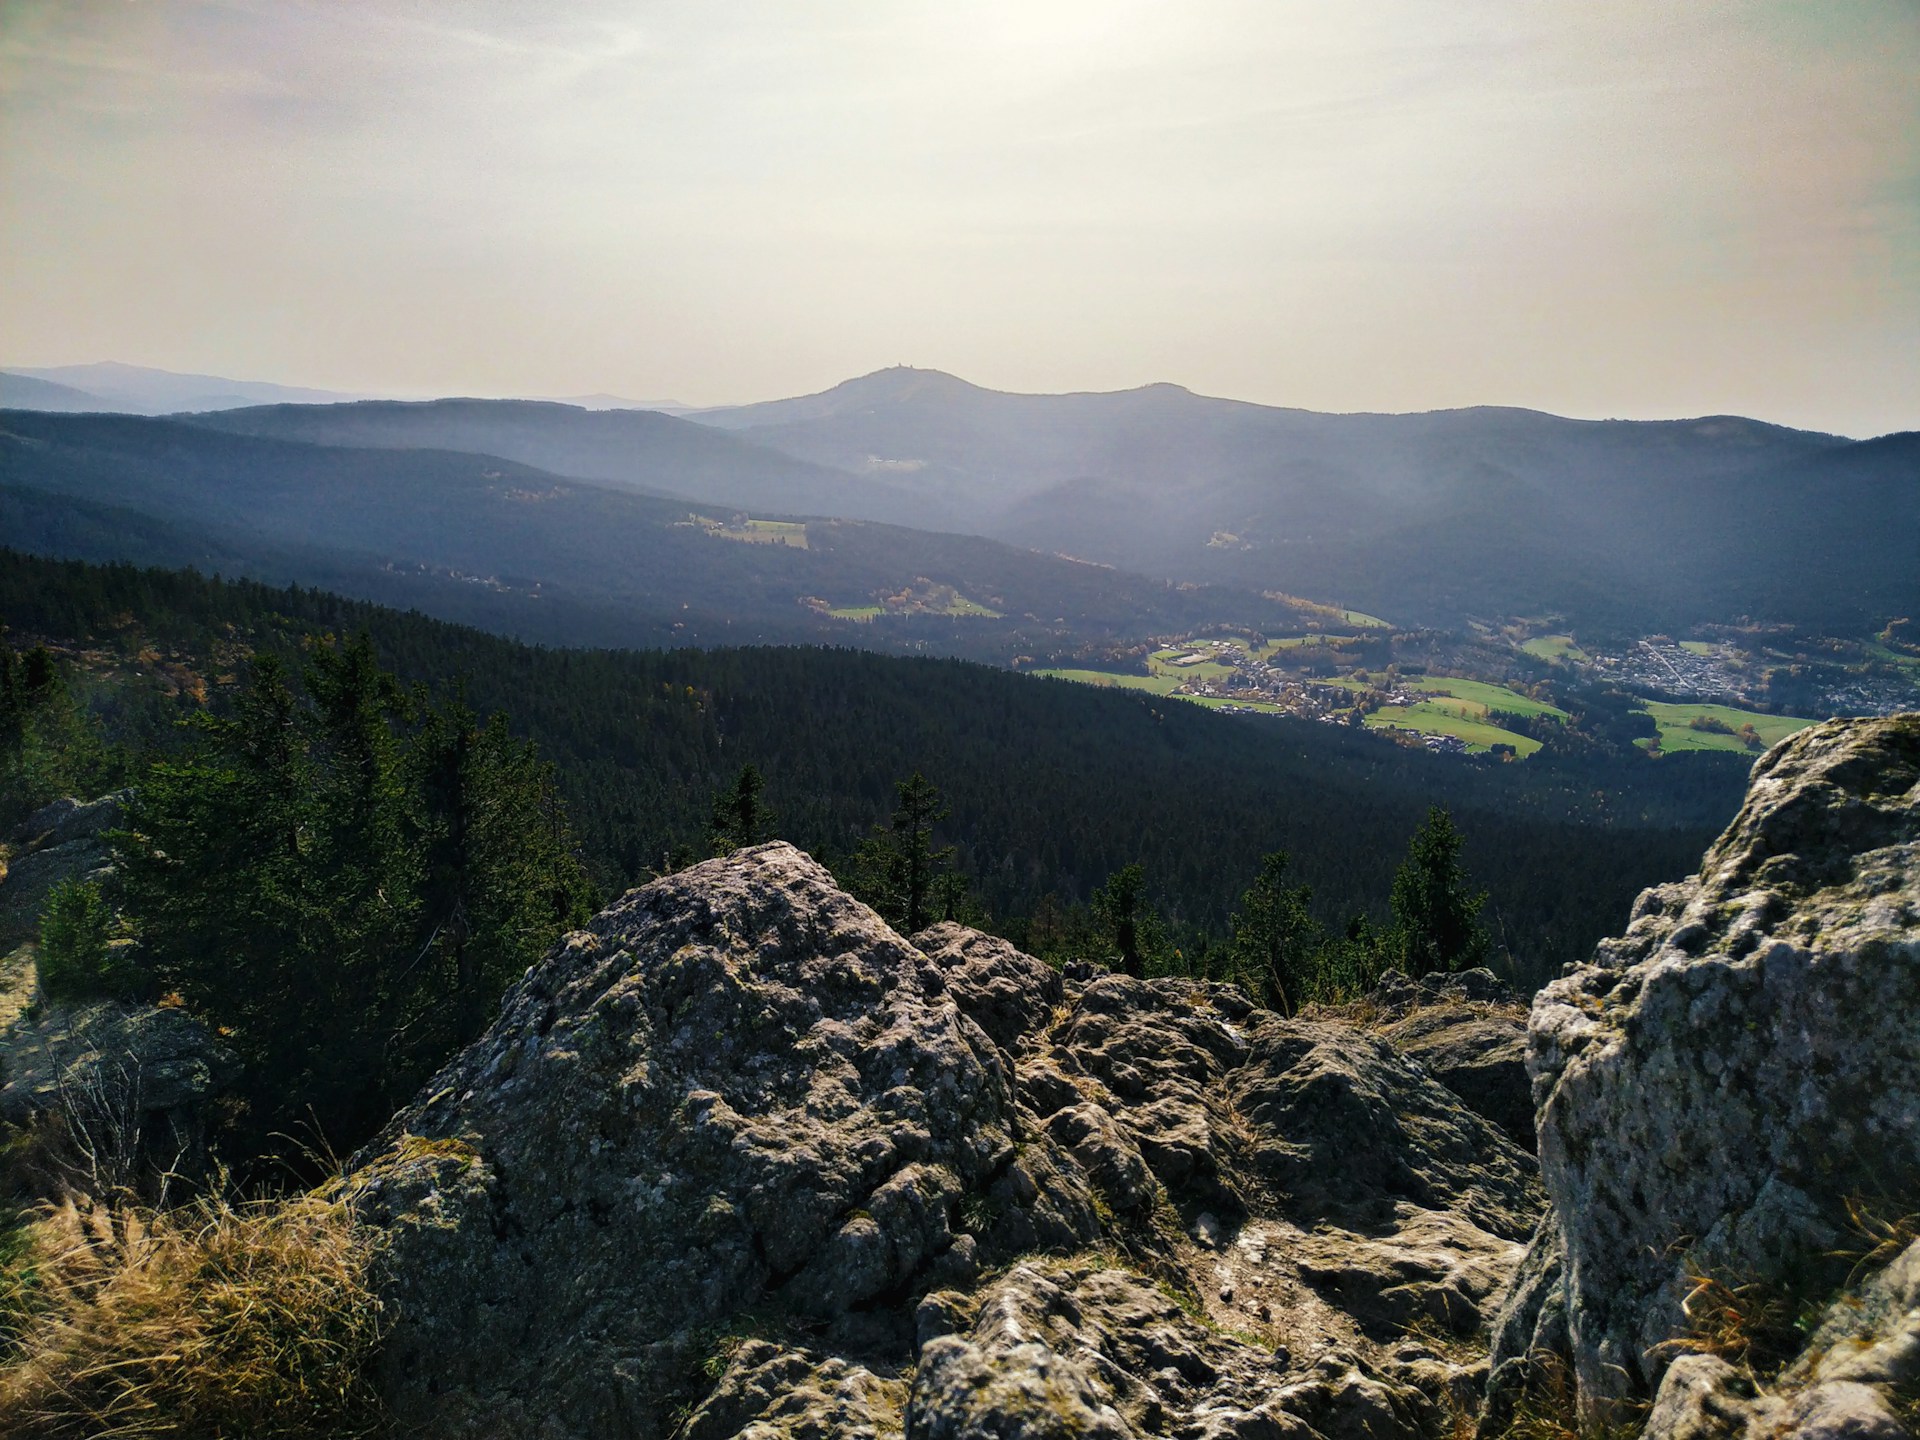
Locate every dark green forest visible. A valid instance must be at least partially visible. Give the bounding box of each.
[0,551,1751,990]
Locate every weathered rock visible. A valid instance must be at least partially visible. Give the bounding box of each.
[1231,1016,1537,1240]
[1489,714,1920,1419]
[1368,972,1533,1148]
[9,791,128,852]
[909,1261,1432,1440]
[1637,1241,1920,1440]
[348,843,1542,1439]
[1790,1237,1920,1394]
[1367,968,1519,1019]
[0,839,114,949]
[912,922,1062,1060]
[683,1341,907,1440]
[1291,1205,1527,1339]
[348,844,1013,1436]
[0,995,236,1188]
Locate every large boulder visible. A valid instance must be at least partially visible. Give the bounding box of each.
[1488,714,1920,1423]
[348,843,1541,1440]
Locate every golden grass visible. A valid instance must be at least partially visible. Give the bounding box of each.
[0,1188,386,1439]
[1491,1351,1646,1440]
[1839,1195,1920,1286]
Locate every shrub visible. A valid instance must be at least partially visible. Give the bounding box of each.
[0,1190,387,1438]
[36,880,135,1004]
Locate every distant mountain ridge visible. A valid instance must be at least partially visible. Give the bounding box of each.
[188,397,943,527]
[0,373,107,413]
[0,407,1324,659]
[8,362,1913,633]
[1,361,376,414]
[694,367,1911,632]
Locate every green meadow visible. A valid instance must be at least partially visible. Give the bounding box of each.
[1638,702,1814,755]
[1521,634,1588,663]
[1365,702,1542,756]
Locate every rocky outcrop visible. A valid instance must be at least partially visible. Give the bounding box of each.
[0,996,236,1188]
[1366,969,1532,1147]
[347,843,1539,1440]
[0,791,124,947]
[1488,714,1920,1426]
[0,790,236,1194]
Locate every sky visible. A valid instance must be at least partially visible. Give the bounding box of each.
[2,1,1916,435]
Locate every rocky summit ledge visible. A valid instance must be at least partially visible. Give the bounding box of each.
[345,842,1539,1440]
[1489,713,1920,1435]
[337,713,1920,1440]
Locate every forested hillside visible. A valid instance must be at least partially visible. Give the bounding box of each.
[0,551,1750,985]
[0,409,1322,662]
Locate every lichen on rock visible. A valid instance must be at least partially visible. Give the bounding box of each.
[345,841,1540,1439]
[1488,713,1920,1429]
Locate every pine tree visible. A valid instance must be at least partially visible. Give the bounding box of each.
[1387,806,1491,976]
[847,771,955,934]
[708,763,775,853]
[1092,863,1168,979]
[1227,851,1320,1014]
[117,636,595,1157]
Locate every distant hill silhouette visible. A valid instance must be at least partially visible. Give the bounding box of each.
[0,372,112,413]
[0,409,1320,659]
[698,368,1915,632]
[3,361,372,414]
[191,398,952,528]
[15,366,1915,633]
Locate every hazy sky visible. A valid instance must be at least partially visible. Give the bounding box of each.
[3,1,1916,434]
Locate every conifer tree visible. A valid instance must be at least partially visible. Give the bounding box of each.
[1387,806,1490,975]
[1092,863,1167,978]
[1227,850,1320,1014]
[848,770,956,934]
[708,763,775,853]
[117,635,593,1156]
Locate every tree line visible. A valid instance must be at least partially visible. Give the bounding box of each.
[0,551,1743,990]
[705,756,1491,1013]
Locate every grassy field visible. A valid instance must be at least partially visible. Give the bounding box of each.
[1864,641,1920,671]
[823,594,1001,621]
[1035,668,1183,696]
[939,595,1003,617]
[1403,676,1568,720]
[1638,701,1815,756]
[1343,610,1391,629]
[691,515,810,548]
[1678,640,1716,657]
[1365,703,1542,756]
[1521,634,1589,663]
[1258,634,1356,656]
[1147,647,1238,682]
[1035,668,1289,716]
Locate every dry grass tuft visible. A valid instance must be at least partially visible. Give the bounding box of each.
[1492,1351,1646,1440]
[0,1188,386,1439]
[1839,1195,1920,1286]
[1665,1269,1806,1377]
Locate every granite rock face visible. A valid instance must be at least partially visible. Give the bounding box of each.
[348,843,1540,1440]
[0,790,235,1192]
[1488,714,1920,1425]
[1368,969,1532,1147]
[0,792,124,948]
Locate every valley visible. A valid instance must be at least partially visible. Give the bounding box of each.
[6,384,1914,775]
[1035,614,1910,761]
